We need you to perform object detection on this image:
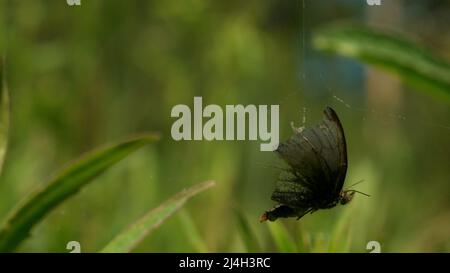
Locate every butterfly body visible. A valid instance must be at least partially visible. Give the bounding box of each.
[261,107,356,222]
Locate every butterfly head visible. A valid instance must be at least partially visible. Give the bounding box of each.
[339,188,371,205]
[339,190,355,205]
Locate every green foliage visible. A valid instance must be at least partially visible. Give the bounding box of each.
[235,210,261,252]
[100,181,215,253]
[313,25,450,102]
[0,61,9,175]
[178,210,209,253]
[267,221,298,253]
[0,134,160,252]
[328,207,352,253]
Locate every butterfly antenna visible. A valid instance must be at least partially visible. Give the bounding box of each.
[346,179,365,189]
[348,190,370,197]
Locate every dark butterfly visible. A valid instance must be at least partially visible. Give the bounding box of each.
[260,106,367,222]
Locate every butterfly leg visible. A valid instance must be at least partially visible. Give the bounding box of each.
[296,208,315,220]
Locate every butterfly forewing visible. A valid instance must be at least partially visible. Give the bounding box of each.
[322,107,348,195]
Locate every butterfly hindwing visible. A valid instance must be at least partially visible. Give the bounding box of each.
[271,181,308,207]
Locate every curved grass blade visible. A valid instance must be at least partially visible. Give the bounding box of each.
[0,134,160,252]
[100,180,215,253]
[235,209,261,252]
[267,221,298,253]
[313,25,450,102]
[328,207,353,253]
[178,210,208,253]
[0,60,9,175]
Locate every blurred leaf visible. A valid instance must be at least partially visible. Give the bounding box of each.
[310,233,329,253]
[295,224,311,253]
[0,60,9,175]
[0,134,160,252]
[313,25,450,102]
[267,221,298,253]
[235,210,261,252]
[178,210,208,253]
[302,232,313,252]
[100,180,215,253]
[328,208,352,253]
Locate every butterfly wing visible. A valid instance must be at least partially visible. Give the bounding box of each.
[272,106,347,208]
[322,107,348,195]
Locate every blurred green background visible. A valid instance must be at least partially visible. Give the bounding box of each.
[0,0,449,252]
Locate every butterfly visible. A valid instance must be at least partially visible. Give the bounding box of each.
[260,106,368,222]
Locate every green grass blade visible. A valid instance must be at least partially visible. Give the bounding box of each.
[310,233,329,253]
[313,25,450,102]
[235,210,261,252]
[267,222,298,253]
[0,60,9,175]
[100,180,215,253]
[328,208,353,253]
[0,134,160,252]
[178,210,209,253]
